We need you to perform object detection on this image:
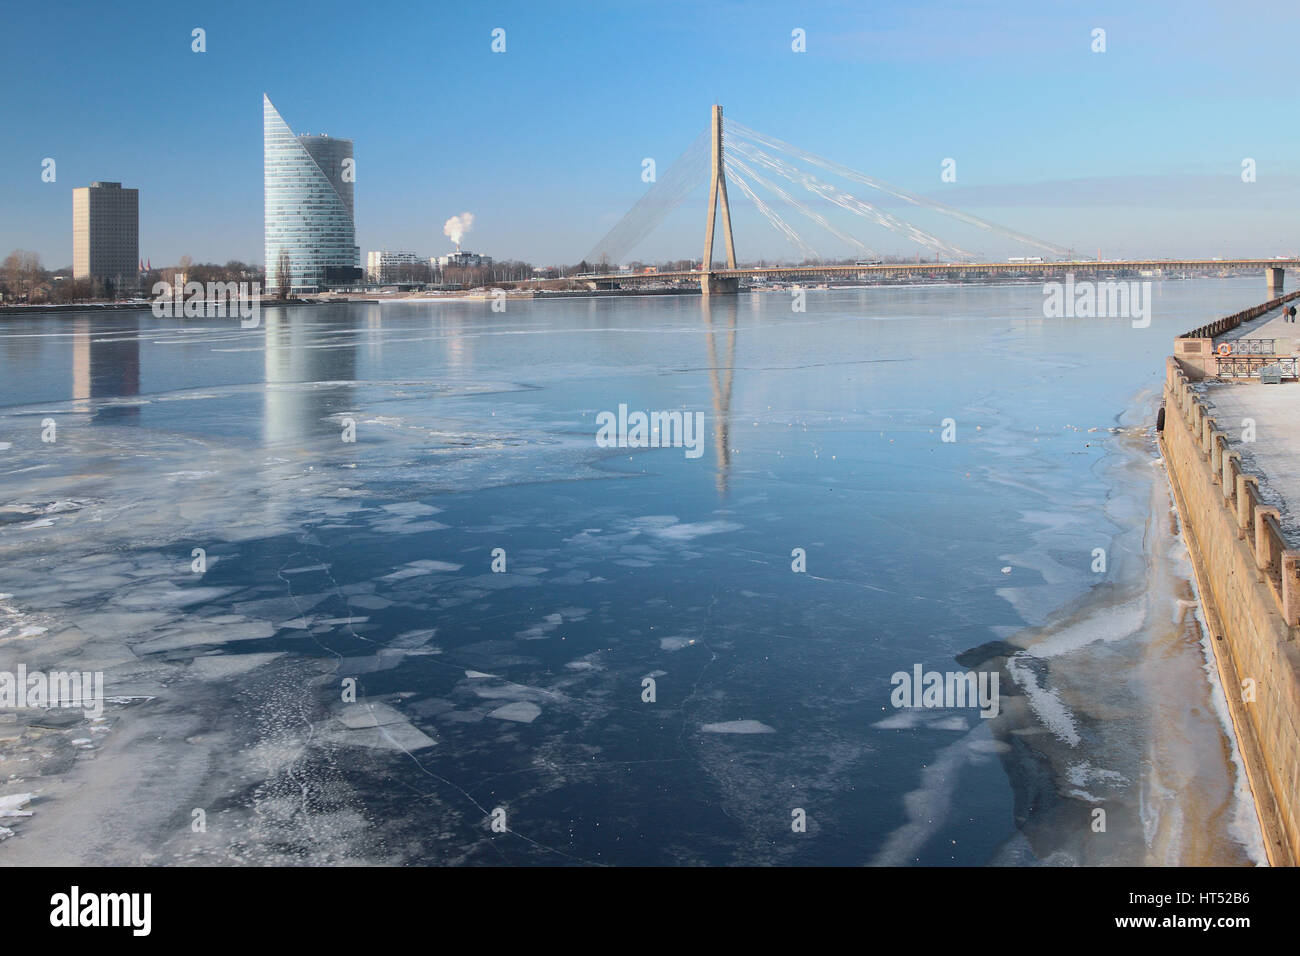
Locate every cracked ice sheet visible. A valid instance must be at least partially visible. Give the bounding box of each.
[133,618,278,652]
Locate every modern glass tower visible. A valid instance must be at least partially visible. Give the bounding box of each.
[263,94,360,294]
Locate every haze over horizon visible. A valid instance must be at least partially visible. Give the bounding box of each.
[3,0,1299,268]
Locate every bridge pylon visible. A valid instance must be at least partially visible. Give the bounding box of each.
[702,104,739,296]
[1268,266,1285,297]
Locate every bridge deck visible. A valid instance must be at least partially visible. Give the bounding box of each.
[565,259,1300,287]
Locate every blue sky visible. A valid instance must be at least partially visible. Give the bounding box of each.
[3,0,1300,267]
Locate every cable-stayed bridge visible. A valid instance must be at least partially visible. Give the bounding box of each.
[573,106,1297,297]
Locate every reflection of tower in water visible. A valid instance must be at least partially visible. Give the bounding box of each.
[701,298,737,496]
[262,308,359,446]
[442,313,473,371]
[71,316,141,422]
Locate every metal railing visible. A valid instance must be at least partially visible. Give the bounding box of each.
[1229,338,1276,355]
[1180,290,1300,339]
[1216,356,1298,379]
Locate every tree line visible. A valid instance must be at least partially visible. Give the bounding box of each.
[1,250,264,305]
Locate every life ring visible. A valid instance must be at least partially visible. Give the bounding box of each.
[1217,343,1232,356]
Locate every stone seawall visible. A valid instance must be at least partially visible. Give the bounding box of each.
[1161,357,1300,865]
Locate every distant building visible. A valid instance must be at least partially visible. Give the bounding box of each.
[436,250,492,269]
[367,250,424,282]
[73,181,139,288]
[263,94,361,294]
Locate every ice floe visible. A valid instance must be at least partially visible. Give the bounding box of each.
[659,636,695,651]
[701,720,775,734]
[322,701,436,751]
[380,559,462,580]
[488,701,542,723]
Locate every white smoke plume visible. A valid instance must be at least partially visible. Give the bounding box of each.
[443,212,475,249]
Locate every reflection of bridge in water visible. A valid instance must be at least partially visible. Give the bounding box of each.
[567,105,1298,299]
[701,297,736,496]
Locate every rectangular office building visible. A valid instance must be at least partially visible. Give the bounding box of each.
[73,182,139,285]
[367,249,423,282]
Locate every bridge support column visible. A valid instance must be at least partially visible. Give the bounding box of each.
[702,104,737,276]
[1268,266,1285,297]
[700,273,739,296]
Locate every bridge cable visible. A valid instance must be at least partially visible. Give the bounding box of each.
[727,153,880,259]
[726,119,1071,257]
[723,159,821,261]
[730,140,973,259]
[585,128,710,266]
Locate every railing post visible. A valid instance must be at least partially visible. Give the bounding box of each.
[1283,552,1300,629]
[1256,506,1281,571]
[1237,475,1258,536]
[1210,431,1226,479]
[1223,450,1241,501]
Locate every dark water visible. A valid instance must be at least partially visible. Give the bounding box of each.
[0,280,1270,864]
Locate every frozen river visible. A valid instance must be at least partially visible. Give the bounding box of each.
[0,280,1272,864]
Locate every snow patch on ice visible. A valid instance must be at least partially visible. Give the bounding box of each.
[659,636,695,651]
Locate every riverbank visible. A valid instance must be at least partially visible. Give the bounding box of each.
[955,386,1265,865]
[0,273,1223,316]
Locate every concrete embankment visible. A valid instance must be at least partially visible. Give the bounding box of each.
[1160,355,1300,866]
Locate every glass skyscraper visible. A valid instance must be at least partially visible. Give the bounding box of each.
[263,94,360,294]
